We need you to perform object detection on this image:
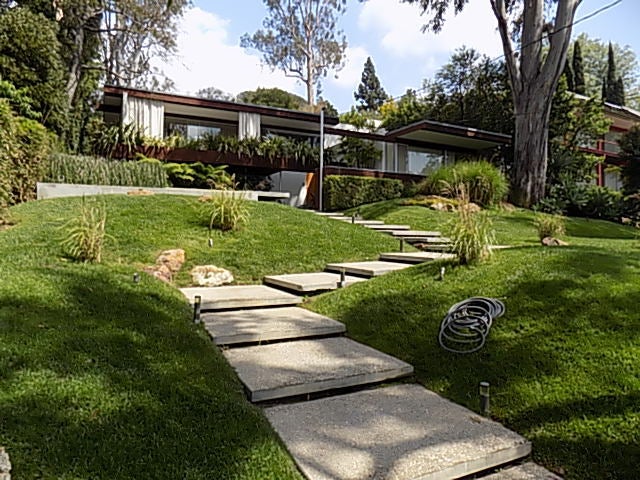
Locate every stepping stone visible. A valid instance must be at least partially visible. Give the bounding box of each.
[336,219,385,225]
[201,307,346,345]
[264,272,367,293]
[180,285,301,311]
[223,337,413,402]
[480,462,562,479]
[312,211,343,216]
[390,230,442,237]
[379,251,456,264]
[264,384,531,480]
[365,224,411,230]
[327,215,350,221]
[325,260,412,277]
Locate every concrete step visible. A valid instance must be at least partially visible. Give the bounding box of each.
[379,251,456,264]
[264,384,531,480]
[479,462,562,479]
[327,215,350,221]
[264,272,367,293]
[366,224,412,231]
[223,337,413,402]
[336,218,385,225]
[180,285,302,311]
[201,306,346,345]
[312,211,343,216]
[390,230,443,237]
[325,260,413,277]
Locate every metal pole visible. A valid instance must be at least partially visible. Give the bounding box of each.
[318,108,324,212]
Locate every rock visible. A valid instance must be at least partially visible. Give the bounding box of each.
[156,249,185,273]
[430,202,455,212]
[458,202,482,213]
[190,265,234,287]
[0,447,11,478]
[144,264,173,283]
[542,236,569,246]
[127,189,154,196]
[621,217,632,225]
[499,201,517,212]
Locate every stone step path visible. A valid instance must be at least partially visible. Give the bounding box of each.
[389,229,443,238]
[180,285,301,311]
[379,251,456,264]
[263,271,366,293]
[481,462,562,479]
[365,223,411,230]
[201,306,346,345]
[337,218,385,225]
[325,260,413,277]
[223,337,413,402]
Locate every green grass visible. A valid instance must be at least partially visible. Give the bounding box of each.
[0,195,399,479]
[311,201,640,480]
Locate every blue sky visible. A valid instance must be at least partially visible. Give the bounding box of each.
[159,0,640,112]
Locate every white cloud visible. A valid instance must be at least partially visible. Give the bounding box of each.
[328,46,370,89]
[358,0,502,59]
[156,7,301,97]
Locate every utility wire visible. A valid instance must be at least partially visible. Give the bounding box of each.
[385,0,625,103]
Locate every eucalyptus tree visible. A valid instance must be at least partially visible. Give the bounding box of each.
[241,0,348,106]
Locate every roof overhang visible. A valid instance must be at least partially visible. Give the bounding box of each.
[386,120,511,151]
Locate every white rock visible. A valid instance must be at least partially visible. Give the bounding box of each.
[190,265,234,287]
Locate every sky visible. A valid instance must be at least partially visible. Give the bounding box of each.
[158,0,640,112]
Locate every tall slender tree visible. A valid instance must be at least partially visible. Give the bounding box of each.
[562,60,575,92]
[604,42,626,105]
[354,56,387,112]
[403,0,581,207]
[241,0,347,106]
[572,41,586,95]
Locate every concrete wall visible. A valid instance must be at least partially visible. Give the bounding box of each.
[268,172,309,207]
[37,183,290,202]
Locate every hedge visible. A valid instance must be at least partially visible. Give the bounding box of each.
[323,175,404,211]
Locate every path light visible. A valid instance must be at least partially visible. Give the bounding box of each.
[439,266,445,281]
[399,238,405,252]
[479,382,490,416]
[133,272,140,283]
[208,238,213,248]
[338,268,347,288]
[193,295,202,324]
[351,213,356,224]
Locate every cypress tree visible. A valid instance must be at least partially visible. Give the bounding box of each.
[354,57,388,112]
[572,41,586,95]
[562,60,574,92]
[605,42,618,103]
[614,76,626,105]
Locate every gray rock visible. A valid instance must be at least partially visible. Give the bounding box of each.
[190,265,234,287]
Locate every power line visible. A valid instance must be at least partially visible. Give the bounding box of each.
[386,0,625,103]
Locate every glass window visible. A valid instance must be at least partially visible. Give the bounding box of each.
[406,147,445,175]
[164,116,236,139]
[262,128,319,146]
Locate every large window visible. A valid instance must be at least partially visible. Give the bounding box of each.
[164,116,236,139]
[262,127,320,146]
[401,147,446,175]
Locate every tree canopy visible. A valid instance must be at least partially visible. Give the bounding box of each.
[241,0,347,106]
[354,57,387,112]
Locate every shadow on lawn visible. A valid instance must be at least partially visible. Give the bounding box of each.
[0,266,299,480]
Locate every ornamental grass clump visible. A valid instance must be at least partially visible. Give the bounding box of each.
[533,213,566,241]
[204,191,250,232]
[60,198,110,263]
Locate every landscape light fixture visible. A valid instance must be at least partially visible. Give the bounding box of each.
[208,238,213,248]
[338,268,347,288]
[193,295,202,323]
[399,238,405,252]
[133,272,140,283]
[479,381,490,416]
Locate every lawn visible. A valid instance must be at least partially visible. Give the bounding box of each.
[0,195,398,479]
[310,201,640,480]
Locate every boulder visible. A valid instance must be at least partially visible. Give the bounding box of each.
[190,265,234,287]
[430,202,455,212]
[127,189,154,196]
[542,236,569,246]
[156,249,185,273]
[458,202,481,213]
[0,447,11,480]
[144,264,173,283]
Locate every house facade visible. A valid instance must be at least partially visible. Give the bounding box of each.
[101,86,511,205]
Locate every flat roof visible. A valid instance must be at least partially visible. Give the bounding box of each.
[386,120,511,150]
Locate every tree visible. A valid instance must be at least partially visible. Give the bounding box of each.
[404,0,582,207]
[380,89,430,130]
[354,57,387,112]
[619,125,640,195]
[195,87,236,102]
[562,59,574,92]
[241,0,347,106]
[603,42,626,105]
[572,40,585,95]
[237,87,306,109]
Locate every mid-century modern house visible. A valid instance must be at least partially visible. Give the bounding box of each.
[101,86,512,205]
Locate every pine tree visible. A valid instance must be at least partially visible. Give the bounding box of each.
[562,60,575,92]
[572,41,586,95]
[354,57,388,112]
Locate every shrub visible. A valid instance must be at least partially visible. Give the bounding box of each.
[584,186,622,221]
[447,190,495,265]
[202,192,250,232]
[533,213,566,241]
[44,153,169,187]
[537,180,622,221]
[60,198,109,263]
[323,175,403,211]
[419,161,508,206]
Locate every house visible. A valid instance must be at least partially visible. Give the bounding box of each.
[100,86,511,206]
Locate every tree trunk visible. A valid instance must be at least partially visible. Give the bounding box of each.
[510,92,553,207]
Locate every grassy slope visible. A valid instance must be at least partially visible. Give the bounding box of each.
[311,200,640,480]
[0,195,398,479]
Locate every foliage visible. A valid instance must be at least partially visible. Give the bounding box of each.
[619,125,640,195]
[88,120,144,158]
[537,180,622,222]
[0,79,41,119]
[323,175,403,211]
[572,40,586,95]
[203,191,250,232]
[447,200,495,265]
[583,186,623,221]
[237,87,306,110]
[380,89,430,130]
[0,6,68,133]
[0,99,14,216]
[195,86,236,102]
[329,137,381,169]
[60,197,109,263]
[603,42,625,105]
[140,158,235,190]
[354,56,387,112]
[241,0,347,105]
[44,153,170,187]
[419,161,508,207]
[533,213,566,240]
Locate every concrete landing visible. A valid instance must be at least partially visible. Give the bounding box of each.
[265,384,531,480]
[223,337,413,402]
[365,224,411,230]
[180,285,301,311]
[325,260,412,277]
[201,307,346,345]
[390,230,442,237]
[481,462,562,479]
[264,272,367,292]
[379,251,456,264]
